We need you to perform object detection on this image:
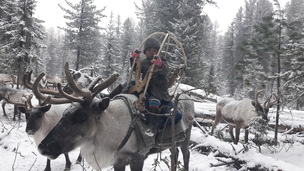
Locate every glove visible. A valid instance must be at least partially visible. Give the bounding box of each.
[131,49,142,59]
[151,55,162,67]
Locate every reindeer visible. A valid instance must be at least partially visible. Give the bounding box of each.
[35,62,194,171]
[210,90,278,144]
[17,71,88,171]
[45,75,62,89]
[0,74,18,87]
[0,86,33,120]
[18,104,73,171]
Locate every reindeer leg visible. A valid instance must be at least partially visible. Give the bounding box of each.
[76,152,82,164]
[14,105,21,121]
[170,148,179,171]
[64,153,72,170]
[114,165,126,171]
[2,100,7,116]
[235,124,241,145]
[229,125,235,144]
[129,156,144,171]
[244,129,249,143]
[13,105,19,121]
[210,113,222,135]
[180,127,191,171]
[44,159,51,171]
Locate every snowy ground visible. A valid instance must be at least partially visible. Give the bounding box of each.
[1,86,304,171]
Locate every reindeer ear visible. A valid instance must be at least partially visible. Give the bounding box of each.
[41,104,51,113]
[17,106,27,113]
[91,98,110,116]
[93,97,110,112]
[99,97,110,111]
[251,101,256,107]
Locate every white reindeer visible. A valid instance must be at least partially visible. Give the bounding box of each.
[17,104,78,171]
[0,74,17,87]
[17,71,86,171]
[210,91,278,144]
[34,63,194,171]
[0,86,33,120]
[45,75,62,89]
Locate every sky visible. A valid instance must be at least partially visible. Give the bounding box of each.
[0,83,304,170]
[35,0,141,29]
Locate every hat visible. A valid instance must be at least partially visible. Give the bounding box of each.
[143,38,160,54]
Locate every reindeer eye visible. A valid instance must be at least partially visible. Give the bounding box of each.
[72,112,87,123]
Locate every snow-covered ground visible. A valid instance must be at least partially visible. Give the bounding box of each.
[1,85,304,171]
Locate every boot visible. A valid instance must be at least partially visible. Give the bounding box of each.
[145,108,160,137]
[108,84,124,99]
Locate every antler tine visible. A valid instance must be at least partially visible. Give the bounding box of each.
[57,83,90,103]
[265,93,279,109]
[255,89,264,104]
[39,96,52,106]
[88,76,102,91]
[27,94,33,109]
[92,73,119,98]
[33,73,72,104]
[23,70,62,97]
[64,62,90,96]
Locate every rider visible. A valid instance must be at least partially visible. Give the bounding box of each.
[109,38,171,135]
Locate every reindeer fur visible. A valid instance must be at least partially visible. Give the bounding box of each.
[211,97,268,144]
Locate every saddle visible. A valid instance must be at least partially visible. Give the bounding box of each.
[114,95,189,155]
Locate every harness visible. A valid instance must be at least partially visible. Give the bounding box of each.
[114,94,189,153]
[115,95,140,151]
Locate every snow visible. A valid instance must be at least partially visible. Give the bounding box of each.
[1,85,304,171]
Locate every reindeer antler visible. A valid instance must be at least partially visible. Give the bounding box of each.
[31,62,119,105]
[32,73,72,104]
[56,62,119,104]
[23,70,62,97]
[264,93,279,109]
[255,90,265,105]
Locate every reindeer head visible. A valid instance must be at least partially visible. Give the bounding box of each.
[18,105,51,135]
[32,62,118,159]
[251,90,278,121]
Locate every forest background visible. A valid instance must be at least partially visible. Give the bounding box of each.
[0,0,304,112]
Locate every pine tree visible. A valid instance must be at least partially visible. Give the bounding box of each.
[58,0,105,70]
[120,18,136,82]
[101,12,121,79]
[0,0,45,86]
[283,0,304,110]
[45,28,60,76]
[237,0,277,93]
[221,23,237,96]
[172,0,205,86]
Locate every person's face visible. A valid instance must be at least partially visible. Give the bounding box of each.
[145,48,158,59]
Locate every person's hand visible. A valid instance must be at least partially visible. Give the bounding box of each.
[130,49,142,59]
[151,55,162,67]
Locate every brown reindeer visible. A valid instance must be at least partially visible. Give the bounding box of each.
[35,62,194,171]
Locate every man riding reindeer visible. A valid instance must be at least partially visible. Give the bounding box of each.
[109,38,179,139]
